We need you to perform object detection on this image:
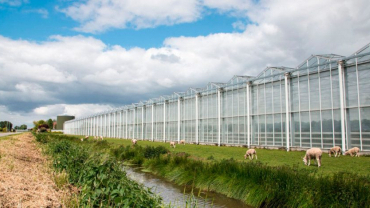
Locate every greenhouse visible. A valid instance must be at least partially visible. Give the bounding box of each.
[64,43,370,152]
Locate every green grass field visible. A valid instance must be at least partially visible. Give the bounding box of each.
[101,137,370,177]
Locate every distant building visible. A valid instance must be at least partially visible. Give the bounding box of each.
[56,115,75,130]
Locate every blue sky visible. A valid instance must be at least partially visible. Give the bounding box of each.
[0,0,369,128]
[0,1,242,48]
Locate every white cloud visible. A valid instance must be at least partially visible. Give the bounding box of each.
[24,9,49,18]
[1,0,370,128]
[0,0,28,6]
[0,104,112,128]
[60,0,202,33]
[33,104,112,117]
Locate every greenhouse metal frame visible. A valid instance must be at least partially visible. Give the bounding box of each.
[64,43,370,152]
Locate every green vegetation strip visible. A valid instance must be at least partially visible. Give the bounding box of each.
[106,137,370,207]
[47,134,370,207]
[33,133,162,207]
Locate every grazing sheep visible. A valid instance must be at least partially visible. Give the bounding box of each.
[85,135,89,140]
[303,148,322,167]
[132,139,137,146]
[179,140,186,145]
[344,147,360,157]
[81,138,84,142]
[100,136,104,140]
[328,146,341,157]
[244,149,257,160]
[170,141,176,148]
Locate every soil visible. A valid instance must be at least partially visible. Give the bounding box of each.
[0,133,64,207]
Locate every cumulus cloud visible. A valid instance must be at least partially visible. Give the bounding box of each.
[0,0,28,6]
[1,0,370,127]
[59,0,202,33]
[23,8,49,18]
[0,104,112,128]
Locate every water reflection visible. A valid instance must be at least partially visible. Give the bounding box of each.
[124,167,251,208]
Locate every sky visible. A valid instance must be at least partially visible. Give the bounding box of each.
[0,0,369,128]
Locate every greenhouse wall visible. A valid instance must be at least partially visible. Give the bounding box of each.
[64,43,370,152]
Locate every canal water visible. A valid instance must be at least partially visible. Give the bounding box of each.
[124,166,251,208]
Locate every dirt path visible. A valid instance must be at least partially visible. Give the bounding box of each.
[0,133,63,207]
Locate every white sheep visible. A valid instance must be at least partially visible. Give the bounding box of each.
[80,138,84,142]
[303,148,322,167]
[132,139,137,146]
[100,136,104,140]
[328,146,341,157]
[170,141,176,148]
[344,147,360,157]
[244,149,257,160]
[179,140,186,145]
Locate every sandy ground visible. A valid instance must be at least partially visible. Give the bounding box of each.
[0,133,64,207]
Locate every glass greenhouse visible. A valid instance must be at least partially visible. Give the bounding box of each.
[64,43,370,152]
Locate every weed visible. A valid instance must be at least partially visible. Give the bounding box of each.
[207,155,214,160]
[53,170,69,189]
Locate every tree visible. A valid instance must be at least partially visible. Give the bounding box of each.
[0,121,13,131]
[14,126,20,129]
[33,120,45,131]
[47,119,53,130]
[20,124,27,130]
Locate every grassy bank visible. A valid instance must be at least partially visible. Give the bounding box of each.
[34,133,162,207]
[103,137,370,177]
[62,135,370,207]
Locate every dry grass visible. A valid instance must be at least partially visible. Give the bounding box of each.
[0,133,74,207]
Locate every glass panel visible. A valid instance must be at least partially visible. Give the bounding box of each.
[361,107,370,151]
[347,108,360,149]
[345,66,358,108]
[322,110,334,148]
[301,112,310,148]
[358,62,370,106]
[311,111,321,147]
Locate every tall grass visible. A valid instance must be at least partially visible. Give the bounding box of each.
[143,155,370,207]
[34,133,162,207]
[40,134,370,207]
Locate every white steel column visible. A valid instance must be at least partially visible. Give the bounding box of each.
[93,116,96,136]
[120,111,122,139]
[104,114,107,137]
[196,93,200,144]
[178,98,181,143]
[142,106,144,140]
[113,112,115,138]
[163,102,166,142]
[133,108,136,139]
[125,110,128,138]
[217,88,222,146]
[247,82,251,148]
[338,60,347,153]
[152,104,154,141]
[284,72,290,151]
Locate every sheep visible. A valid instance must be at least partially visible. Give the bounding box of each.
[328,146,341,157]
[170,141,176,148]
[244,149,257,160]
[85,135,89,140]
[80,138,84,142]
[132,139,137,146]
[344,147,360,157]
[100,136,104,140]
[303,148,322,167]
[179,140,186,145]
